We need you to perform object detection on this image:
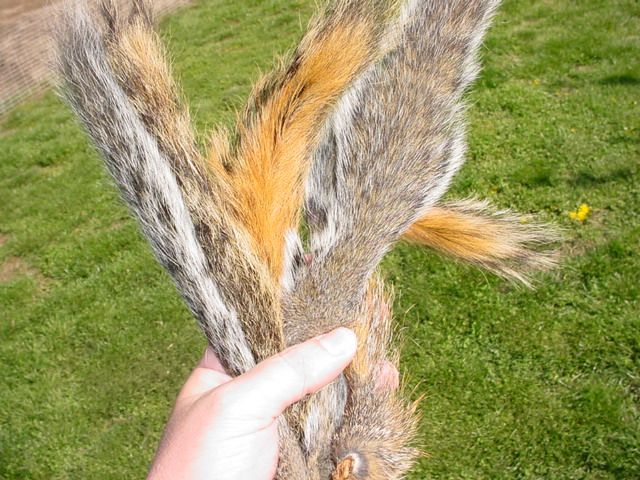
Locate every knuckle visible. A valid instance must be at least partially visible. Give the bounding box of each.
[272,350,309,400]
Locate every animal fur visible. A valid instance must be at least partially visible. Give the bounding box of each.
[225,0,389,282]
[403,199,559,285]
[291,1,508,476]
[332,277,420,480]
[55,0,558,478]
[93,0,285,371]
[55,1,307,475]
[294,0,504,343]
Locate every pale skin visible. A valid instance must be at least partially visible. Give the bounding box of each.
[148,327,399,480]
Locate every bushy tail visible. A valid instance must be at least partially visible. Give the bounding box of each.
[332,277,420,480]
[56,1,557,478]
[404,199,559,285]
[55,3,310,476]
[290,0,502,351]
[222,0,390,281]
[57,0,287,371]
[284,0,502,474]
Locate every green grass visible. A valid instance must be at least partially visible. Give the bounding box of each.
[1,0,638,478]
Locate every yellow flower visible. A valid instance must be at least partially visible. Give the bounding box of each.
[569,203,590,222]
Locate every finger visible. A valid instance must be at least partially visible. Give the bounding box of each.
[303,253,314,265]
[375,360,400,392]
[198,346,227,373]
[217,327,357,419]
[178,348,233,403]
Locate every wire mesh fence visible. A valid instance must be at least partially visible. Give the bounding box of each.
[0,0,191,117]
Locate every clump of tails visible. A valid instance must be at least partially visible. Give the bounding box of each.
[55,0,558,478]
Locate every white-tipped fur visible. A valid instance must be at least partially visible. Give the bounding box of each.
[54,1,562,478]
[305,0,501,260]
[290,0,503,343]
[290,1,504,474]
[55,3,255,374]
[280,230,304,293]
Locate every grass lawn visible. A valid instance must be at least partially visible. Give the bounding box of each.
[1,0,638,478]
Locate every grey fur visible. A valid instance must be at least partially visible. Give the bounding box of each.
[54,1,551,478]
[332,278,419,480]
[54,4,310,477]
[286,1,501,473]
[291,0,501,341]
[97,0,287,369]
[54,3,256,375]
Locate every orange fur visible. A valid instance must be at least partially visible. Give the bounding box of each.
[227,17,381,281]
[104,12,287,363]
[405,206,508,261]
[349,277,394,380]
[111,22,231,185]
[403,200,558,284]
[332,456,355,480]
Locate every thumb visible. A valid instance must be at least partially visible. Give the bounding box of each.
[177,347,232,402]
[216,327,357,419]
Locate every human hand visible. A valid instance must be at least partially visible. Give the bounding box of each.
[147,327,358,480]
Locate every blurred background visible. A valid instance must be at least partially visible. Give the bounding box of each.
[0,0,190,114]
